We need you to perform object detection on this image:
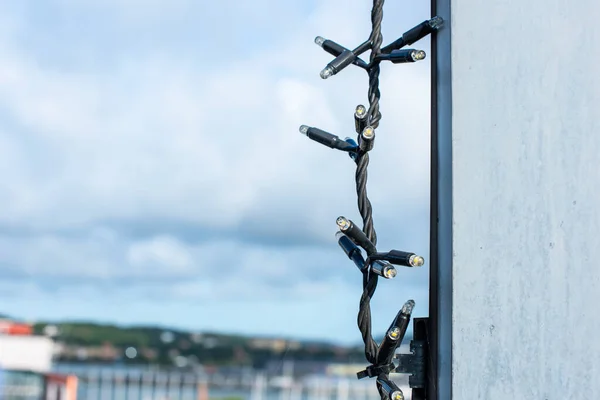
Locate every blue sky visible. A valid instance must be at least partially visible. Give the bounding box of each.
[0,0,431,344]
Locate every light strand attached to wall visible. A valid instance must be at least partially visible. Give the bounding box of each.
[298,1,442,399]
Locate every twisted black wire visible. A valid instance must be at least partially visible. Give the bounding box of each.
[355,0,386,377]
[367,0,384,131]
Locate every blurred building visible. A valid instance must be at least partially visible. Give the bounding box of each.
[0,319,54,373]
[0,319,78,399]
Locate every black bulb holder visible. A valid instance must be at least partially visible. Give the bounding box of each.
[336,232,367,272]
[368,249,423,268]
[336,216,377,255]
[315,36,369,69]
[320,50,358,79]
[374,49,426,66]
[354,104,368,134]
[376,301,414,365]
[376,376,404,400]
[381,16,444,54]
[359,126,375,152]
[299,125,358,152]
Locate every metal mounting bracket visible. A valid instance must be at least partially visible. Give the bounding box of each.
[393,317,430,400]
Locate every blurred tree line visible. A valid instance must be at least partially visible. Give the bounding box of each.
[32,321,372,368]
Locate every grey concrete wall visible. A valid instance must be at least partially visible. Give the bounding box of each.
[449,0,600,398]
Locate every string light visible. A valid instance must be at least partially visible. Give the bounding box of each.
[314,36,344,55]
[371,261,397,279]
[375,49,427,64]
[315,37,369,69]
[376,300,414,365]
[336,216,377,255]
[299,125,358,152]
[381,16,444,53]
[354,105,368,134]
[336,232,367,272]
[299,1,443,397]
[368,250,425,268]
[359,126,375,152]
[319,50,357,79]
[377,376,405,400]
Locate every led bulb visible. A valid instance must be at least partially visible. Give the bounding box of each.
[335,217,377,255]
[384,49,427,64]
[336,216,351,231]
[359,126,375,152]
[372,261,397,279]
[384,265,397,279]
[387,326,400,340]
[354,105,368,134]
[320,66,334,79]
[428,16,444,30]
[362,126,375,140]
[355,105,367,118]
[314,36,326,47]
[377,377,404,400]
[411,50,426,61]
[409,254,425,267]
[320,49,356,79]
[390,391,404,400]
[369,249,418,267]
[401,300,415,315]
[299,125,310,135]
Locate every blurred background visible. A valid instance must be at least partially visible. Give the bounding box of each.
[0,0,431,399]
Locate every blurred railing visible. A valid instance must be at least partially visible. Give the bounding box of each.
[73,371,209,400]
[0,367,411,400]
[50,367,410,400]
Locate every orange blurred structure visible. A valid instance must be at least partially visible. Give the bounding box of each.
[0,319,33,336]
[44,373,78,400]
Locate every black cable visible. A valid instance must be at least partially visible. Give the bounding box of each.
[355,0,385,390]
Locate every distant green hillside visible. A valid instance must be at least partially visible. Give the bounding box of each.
[32,320,370,367]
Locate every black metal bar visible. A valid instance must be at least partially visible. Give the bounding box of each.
[111,370,117,400]
[96,372,102,400]
[178,373,185,400]
[430,0,453,397]
[166,372,171,399]
[138,373,144,400]
[124,372,130,400]
[150,371,157,400]
[429,1,440,396]
[81,374,88,400]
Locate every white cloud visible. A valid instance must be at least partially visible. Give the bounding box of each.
[127,235,193,271]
